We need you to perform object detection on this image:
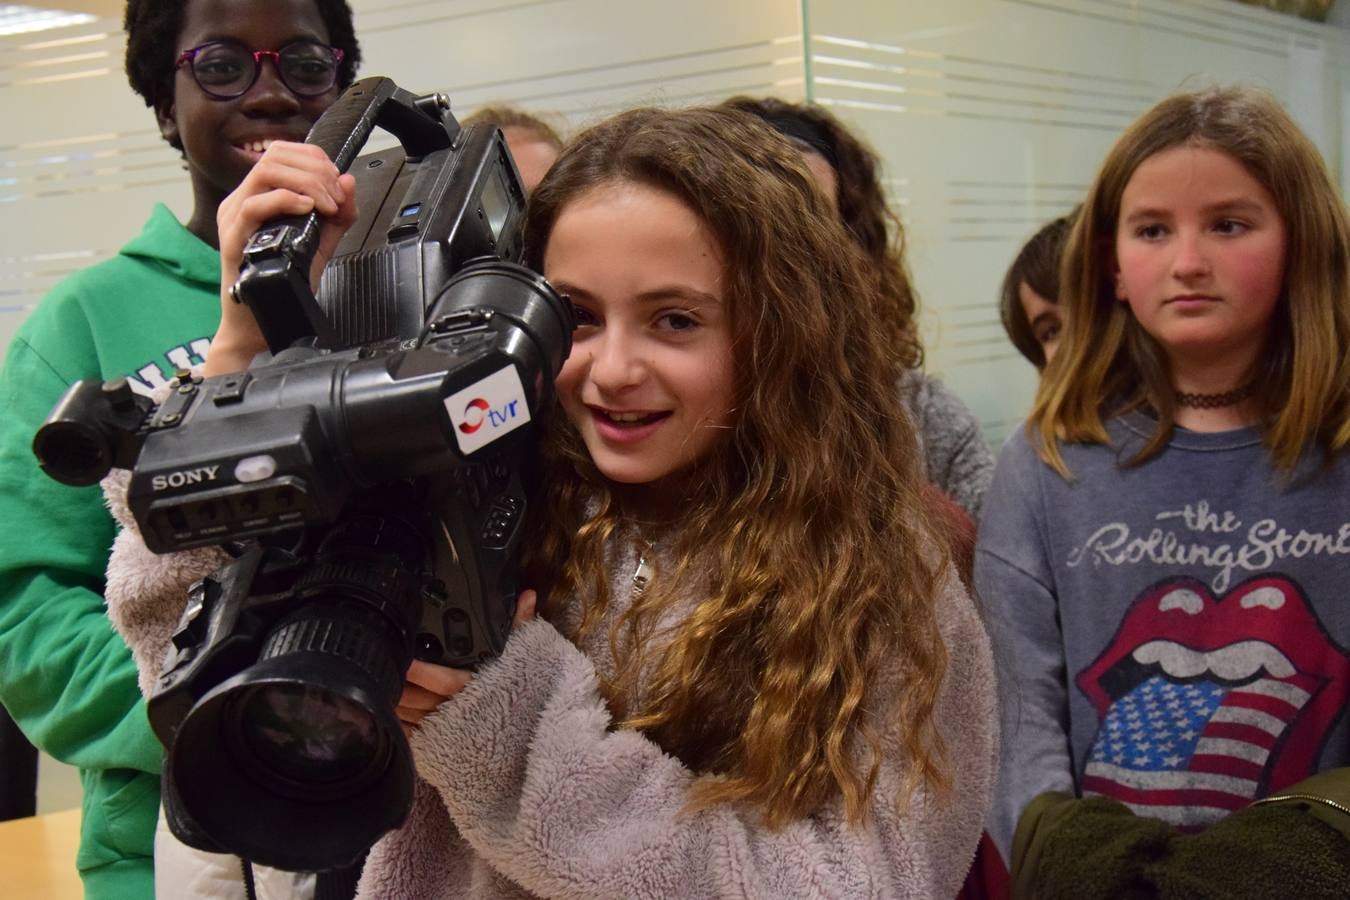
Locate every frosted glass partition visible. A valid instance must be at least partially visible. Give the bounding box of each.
[804,0,1350,443]
[0,23,172,354]
[2,0,1346,446]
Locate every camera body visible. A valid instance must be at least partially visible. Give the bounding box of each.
[33,77,573,871]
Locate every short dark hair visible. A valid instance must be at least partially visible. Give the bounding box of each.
[124,0,361,130]
[999,209,1077,369]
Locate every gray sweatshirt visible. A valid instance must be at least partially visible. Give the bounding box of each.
[103,481,998,898]
[897,369,994,519]
[975,415,1350,862]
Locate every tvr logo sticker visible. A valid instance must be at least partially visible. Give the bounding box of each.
[458,398,490,434]
[458,397,523,435]
[446,367,530,454]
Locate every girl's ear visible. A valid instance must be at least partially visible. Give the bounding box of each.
[1110,249,1128,302]
[156,102,179,147]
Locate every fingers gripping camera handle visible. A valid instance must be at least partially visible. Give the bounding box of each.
[237,76,457,353]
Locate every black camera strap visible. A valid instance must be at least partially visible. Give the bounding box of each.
[315,854,366,900]
[240,858,256,900]
[239,854,365,900]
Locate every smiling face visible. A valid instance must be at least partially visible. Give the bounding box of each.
[1113,144,1288,384]
[545,181,736,501]
[160,0,339,242]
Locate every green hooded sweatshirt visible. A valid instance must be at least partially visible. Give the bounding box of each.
[0,204,220,899]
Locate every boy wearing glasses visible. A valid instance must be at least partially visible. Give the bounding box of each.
[0,2,358,897]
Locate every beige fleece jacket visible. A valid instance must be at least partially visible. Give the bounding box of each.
[102,472,997,899]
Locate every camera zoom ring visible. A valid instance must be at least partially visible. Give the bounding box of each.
[260,614,401,698]
[296,562,412,606]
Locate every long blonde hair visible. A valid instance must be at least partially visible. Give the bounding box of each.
[1033,86,1350,476]
[522,106,951,827]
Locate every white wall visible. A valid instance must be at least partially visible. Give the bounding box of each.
[2,0,1346,443]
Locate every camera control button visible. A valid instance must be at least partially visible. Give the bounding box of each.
[235,455,277,483]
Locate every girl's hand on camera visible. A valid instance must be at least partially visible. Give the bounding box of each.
[396,590,538,737]
[513,589,538,627]
[205,141,358,377]
[398,660,473,738]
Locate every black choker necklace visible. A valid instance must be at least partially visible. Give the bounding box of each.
[1175,381,1258,409]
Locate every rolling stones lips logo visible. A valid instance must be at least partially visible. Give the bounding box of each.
[1076,575,1350,827]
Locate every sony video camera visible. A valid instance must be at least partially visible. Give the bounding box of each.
[32,77,574,872]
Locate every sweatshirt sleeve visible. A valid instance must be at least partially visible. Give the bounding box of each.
[974,432,1075,863]
[1010,788,1350,900]
[0,333,171,890]
[403,575,997,900]
[0,335,163,775]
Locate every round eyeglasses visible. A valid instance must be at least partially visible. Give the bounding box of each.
[175,40,344,101]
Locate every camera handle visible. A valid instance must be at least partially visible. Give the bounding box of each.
[233,76,457,354]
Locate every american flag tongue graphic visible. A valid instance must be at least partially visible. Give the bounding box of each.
[1080,672,1315,827]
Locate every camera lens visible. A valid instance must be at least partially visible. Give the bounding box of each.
[235,683,381,787]
[33,421,108,485]
[167,655,412,871]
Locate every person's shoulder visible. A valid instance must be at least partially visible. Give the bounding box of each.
[63,205,218,296]
[981,427,1045,524]
[18,207,214,345]
[899,368,976,419]
[984,424,1112,527]
[26,210,170,322]
[996,419,1128,473]
[993,423,1043,470]
[43,253,139,304]
[11,260,118,351]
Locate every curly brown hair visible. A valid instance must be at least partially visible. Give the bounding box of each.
[522,106,951,827]
[721,96,923,369]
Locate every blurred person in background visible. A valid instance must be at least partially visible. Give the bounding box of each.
[723,95,995,522]
[462,104,565,193]
[999,210,1077,371]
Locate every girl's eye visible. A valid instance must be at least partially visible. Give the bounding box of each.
[1035,322,1061,344]
[571,306,598,328]
[657,311,698,332]
[1135,223,1167,240]
[1213,218,1249,236]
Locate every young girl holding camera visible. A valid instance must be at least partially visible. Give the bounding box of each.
[105,105,996,897]
[976,86,1350,896]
